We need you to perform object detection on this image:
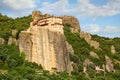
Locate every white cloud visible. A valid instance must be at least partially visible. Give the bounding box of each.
[38,0,120,18]
[1,0,35,11]
[104,26,120,33]
[76,0,120,18]
[39,0,69,15]
[0,0,36,18]
[1,0,120,18]
[82,24,101,33]
[81,24,120,37]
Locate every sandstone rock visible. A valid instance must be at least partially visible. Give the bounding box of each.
[80,31,100,49]
[62,16,80,31]
[80,31,91,43]
[32,10,42,21]
[105,55,114,72]
[90,51,99,59]
[83,58,94,67]
[0,38,4,44]
[8,36,12,45]
[66,42,74,54]
[70,28,78,33]
[19,14,72,73]
[95,65,104,73]
[111,45,116,54]
[8,36,18,46]
[83,58,94,73]
[90,40,100,49]
[44,14,50,17]
[12,29,18,37]
[12,38,18,46]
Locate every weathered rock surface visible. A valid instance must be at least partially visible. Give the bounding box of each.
[80,31,100,49]
[95,65,105,73]
[8,36,18,46]
[8,37,12,45]
[66,42,74,55]
[90,40,100,49]
[19,11,72,73]
[32,10,42,21]
[111,45,116,54]
[80,31,91,43]
[83,58,94,73]
[62,16,80,31]
[105,55,114,72]
[90,51,99,59]
[0,38,4,44]
[12,29,18,37]
[70,27,78,33]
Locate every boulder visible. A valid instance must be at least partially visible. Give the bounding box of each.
[90,51,99,59]
[0,38,4,44]
[111,45,116,54]
[8,36,18,46]
[8,36,12,45]
[105,55,114,72]
[12,29,18,37]
[83,58,94,73]
[90,40,100,49]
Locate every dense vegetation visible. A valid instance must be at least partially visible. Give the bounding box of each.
[0,13,32,42]
[0,13,120,80]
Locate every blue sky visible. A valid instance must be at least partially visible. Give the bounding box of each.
[0,0,120,38]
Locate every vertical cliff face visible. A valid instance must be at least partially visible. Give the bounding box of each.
[19,11,72,73]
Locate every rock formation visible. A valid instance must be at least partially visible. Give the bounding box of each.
[90,51,99,59]
[111,45,116,54]
[0,38,4,44]
[83,58,94,73]
[62,16,80,31]
[80,31,100,49]
[105,55,114,72]
[8,36,18,46]
[95,65,105,73]
[32,10,42,21]
[70,27,78,33]
[12,29,18,37]
[66,42,74,55]
[19,11,72,73]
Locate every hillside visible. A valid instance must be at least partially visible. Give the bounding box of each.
[0,13,120,80]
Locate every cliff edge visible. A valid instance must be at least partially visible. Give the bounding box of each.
[19,11,72,73]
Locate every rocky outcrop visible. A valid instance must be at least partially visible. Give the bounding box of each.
[12,29,18,37]
[66,42,74,55]
[80,31,100,49]
[62,16,80,31]
[95,65,105,73]
[83,58,94,73]
[8,36,18,46]
[32,10,42,21]
[111,45,116,54]
[0,38,4,44]
[90,51,99,59]
[105,55,114,72]
[80,31,91,43]
[19,11,72,73]
[70,28,78,33]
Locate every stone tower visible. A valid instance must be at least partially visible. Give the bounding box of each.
[19,11,72,73]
